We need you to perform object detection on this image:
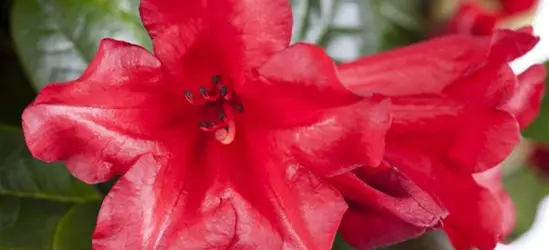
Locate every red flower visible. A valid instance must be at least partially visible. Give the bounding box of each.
[500,0,539,15]
[445,3,499,36]
[504,64,547,128]
[445,0,539,36]
[22,0,393,249]
[337,28,539,250]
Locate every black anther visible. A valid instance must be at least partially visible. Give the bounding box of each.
[219,85,228,97]
[212,75,221,85]
[199,86,208,97]
[209,121,216,127]
[218,111,226,121]
[184,90,193,100]
[235,104,244,112]
[199,121,208,128]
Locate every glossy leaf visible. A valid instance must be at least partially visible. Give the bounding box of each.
[0,125,101,202]
[523,63,549,142]
[0,11,36,126]
[0,196,70,249]
[504,164,549,239]
[11,0,151,90]
[291,0,427,61]
[53,202,101,250]
[380,231,453,250]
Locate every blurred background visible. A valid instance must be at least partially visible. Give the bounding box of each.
[0,0,548,249]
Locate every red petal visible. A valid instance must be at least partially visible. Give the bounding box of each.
[474,167,516,238]
[22,39,181,183]
[445,3,498,36]
[388,95,519,174]
[504,64,547,128]
[246,43,361,127]
[385,147,503,250]
[267,96,391,177]
[93,137,347,249]
[500,0,538,15]
[489,28,539,64]
[338,29,538,97]
[330,164,446,249]
[139,0,292,88]
[338,34,490,96]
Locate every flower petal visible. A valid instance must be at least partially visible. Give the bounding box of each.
[338,29,538,97]
[338,35,489,96]
[445,3,498,36]
[266,96,391,177]
[500,0,538,15]
[245,43,361,127]
[22,39,180,183]
[474,167,516,238]
[385,147,503,250]
[139,0,292,86]
[388,95,519,173]
[504,64,547,128]
[329,164,446,249]
[93,139,347,249]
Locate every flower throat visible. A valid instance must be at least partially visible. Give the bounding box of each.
[184,75,243,144]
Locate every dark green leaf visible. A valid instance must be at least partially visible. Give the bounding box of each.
[291,0,427,61]
[379,231,453,250]
[504,164,549,239]
[53,202,101,250]
[0,196,71,250]
[523,63,549,142]
[11,0,151,90]
[0,125,101,202]
[0,20,36,126]
[332,234,353,250]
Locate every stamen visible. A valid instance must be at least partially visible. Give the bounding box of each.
[212,75,221,85]
[235,104,244,112]
[199,86,209,97]
[218,111,226,121]
[219,85,228,97]
[215,121,236,145]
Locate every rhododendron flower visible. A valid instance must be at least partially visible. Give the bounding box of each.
[21,0,394,249]
[336,28,540,250]
[445,0,539,36]
[500,0,539,15]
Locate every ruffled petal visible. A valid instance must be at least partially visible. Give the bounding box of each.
[445,3,498,36]
[385,146,503,250]
[338,28,538,97]
[329,164,446,249]
[500,0,538,15]
[266,96,391,177]
[474,167,516,238]
[504,64,547,128]
[139,0,292,87]
[245,43,361,127]
[22,39,181,183]
[338,35,490,96]
[388,95,519,174]
[93,133,347,249]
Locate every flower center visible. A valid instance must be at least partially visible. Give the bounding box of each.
[184,75,243,145]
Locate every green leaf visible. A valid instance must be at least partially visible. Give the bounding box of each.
[11,0,151,90]
[0,17,36,126]
[53,202,101,250]
[332,234,353,250]
[380,231,453,250]
[291,0,427,61]
[523,63,549,142]
[0,196,71,250]
[0,125,101,202]
[504,164,549,239]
